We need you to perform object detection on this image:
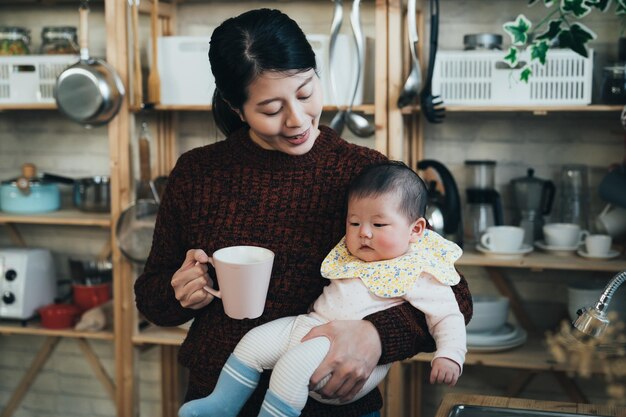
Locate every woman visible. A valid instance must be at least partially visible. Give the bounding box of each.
[134,8,472,417]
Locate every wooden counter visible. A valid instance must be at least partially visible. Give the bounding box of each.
[435,394,626,417]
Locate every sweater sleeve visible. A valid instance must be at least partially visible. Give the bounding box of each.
[363,273,472,364]
[134,153,198,326]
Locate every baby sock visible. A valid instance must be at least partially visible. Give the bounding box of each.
[258,389,301,417]
[178,354,261,417]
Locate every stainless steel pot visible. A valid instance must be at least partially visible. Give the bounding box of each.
[43,173,110,212]
[55,4,124,126]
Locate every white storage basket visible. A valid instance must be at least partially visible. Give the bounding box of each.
[0,55,78,104]
[432,49,593,106]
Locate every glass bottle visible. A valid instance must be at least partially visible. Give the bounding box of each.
[0,26,31,55]
[40,26,79,55]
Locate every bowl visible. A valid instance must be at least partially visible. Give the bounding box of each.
[38,303,81,329]
[466,295,510,333]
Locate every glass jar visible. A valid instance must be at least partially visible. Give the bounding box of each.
[0,26,31,55]
[40,26,79,55]
[601,65,626,105]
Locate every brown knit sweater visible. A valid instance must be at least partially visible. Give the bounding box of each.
[134,126,473,417]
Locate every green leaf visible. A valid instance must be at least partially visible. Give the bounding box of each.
[530,40,550,64]
[557,22,597,57]
[544,0,556,6]
[536,19,562,40]
[617,0,626,13]
[561,0,592,17]
[503,15,532,45]
[504,47,519,67]
[520,67,532,83]
[584,0,610,12]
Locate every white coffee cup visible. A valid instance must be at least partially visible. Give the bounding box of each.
[203,246,274,319]
[595,204,626,238]
[585,234,612,257]
[480,226,525,252]
[543,223,589,248]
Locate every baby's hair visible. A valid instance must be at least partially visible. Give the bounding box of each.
[348,161,428,222]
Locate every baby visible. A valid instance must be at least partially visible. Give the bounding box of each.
[179,161,466,417]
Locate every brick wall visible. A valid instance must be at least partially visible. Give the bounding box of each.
[1,1,623,417]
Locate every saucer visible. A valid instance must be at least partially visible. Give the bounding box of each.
[476,243,533,258]
[577,249,620,260]
[535,240,579,256]
[467,323,527,353]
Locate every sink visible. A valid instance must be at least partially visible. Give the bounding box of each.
[448,405,610,417]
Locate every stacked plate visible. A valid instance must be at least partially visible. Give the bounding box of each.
[467,323,527,353]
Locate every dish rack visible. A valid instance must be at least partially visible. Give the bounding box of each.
[432,49,593,106]
[0,54,78,104]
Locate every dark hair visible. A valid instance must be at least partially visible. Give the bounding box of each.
[208,9,317,136]
[348,161,428,221]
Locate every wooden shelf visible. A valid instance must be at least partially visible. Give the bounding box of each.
[0,103,57,111]
[133,324,187,346]
[458,248,626,272]
[0,209,111,227]
[0,320,114,340]
[401,104,624,115]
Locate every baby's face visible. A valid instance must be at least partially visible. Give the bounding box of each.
[345,193,418,262]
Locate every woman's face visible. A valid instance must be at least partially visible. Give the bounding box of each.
[240,69,323,155]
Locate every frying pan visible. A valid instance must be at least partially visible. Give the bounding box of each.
[116,133,160,264]
[55,2,125,126]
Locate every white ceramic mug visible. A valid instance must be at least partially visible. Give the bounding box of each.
[585,234,612,257]
[543,223,588,248]
[203,246,274,319]
[480,226,525,252]
[595,204,626,238]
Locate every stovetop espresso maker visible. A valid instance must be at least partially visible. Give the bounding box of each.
[510,168,555,245]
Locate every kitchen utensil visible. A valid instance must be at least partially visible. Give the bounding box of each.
[42,173,110,213]
[147,0,160,104]
[466,295,509,333]
[328,0,345,135]
[0,163,61,214]
[344,0,375,137]
[558,164,589,229]
[397,0,421,108]
[0,26,30,55]
[131,0,142,107]
[72,282,111,313]
[0,248,56,320]
[420,0,444,123]
[463,33,502,50]
[480,226,524,253]
[596,203,626,237]
[55,2,125,126]
[39,303,81,329]
[601,64,626,104]
[40,26,79,55]
[464,160,503,245]
[116,126,160,264]
[417,159,462,245]
[510,168,555,245]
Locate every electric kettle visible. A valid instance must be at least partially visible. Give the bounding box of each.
[417,160,463,246]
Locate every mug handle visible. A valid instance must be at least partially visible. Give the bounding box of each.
[480,233,491,249]
[202,257,221,299]
[578,230,590,246]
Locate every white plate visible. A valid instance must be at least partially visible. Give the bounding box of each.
[576,249,620,260]
[467,324,528,353]
[476,243,533,258]
[535,240,579,256]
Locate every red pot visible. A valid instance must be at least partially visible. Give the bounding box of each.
[72,283,111,312]
[39,303,81,329]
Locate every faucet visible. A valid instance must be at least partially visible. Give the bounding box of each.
[573,270,626,338]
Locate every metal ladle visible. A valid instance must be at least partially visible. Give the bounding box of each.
[345,0,375,137]
[328,0,346,134]
[397,0,421,108]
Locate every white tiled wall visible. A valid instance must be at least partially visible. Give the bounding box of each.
[0,1,623,416]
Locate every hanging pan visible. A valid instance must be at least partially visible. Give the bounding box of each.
[55,1,125,126]
[116,132,160,264]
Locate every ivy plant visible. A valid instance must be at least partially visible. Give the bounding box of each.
[502,0,626,81]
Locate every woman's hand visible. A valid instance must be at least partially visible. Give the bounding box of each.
[302,320,382,402]
[171,249,214,310]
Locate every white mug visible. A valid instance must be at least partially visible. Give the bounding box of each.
[585,234,612,257]
[203,246,274,320]
[595,204,626,238]
[480,226,525,252]
[543,223,588,248]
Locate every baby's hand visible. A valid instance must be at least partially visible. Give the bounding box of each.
[430,357,460,386]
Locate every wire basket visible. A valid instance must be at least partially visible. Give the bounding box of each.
[0,54,78,104]
[432,49,593,106]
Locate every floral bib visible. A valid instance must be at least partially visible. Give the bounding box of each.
[320,230,462,298]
